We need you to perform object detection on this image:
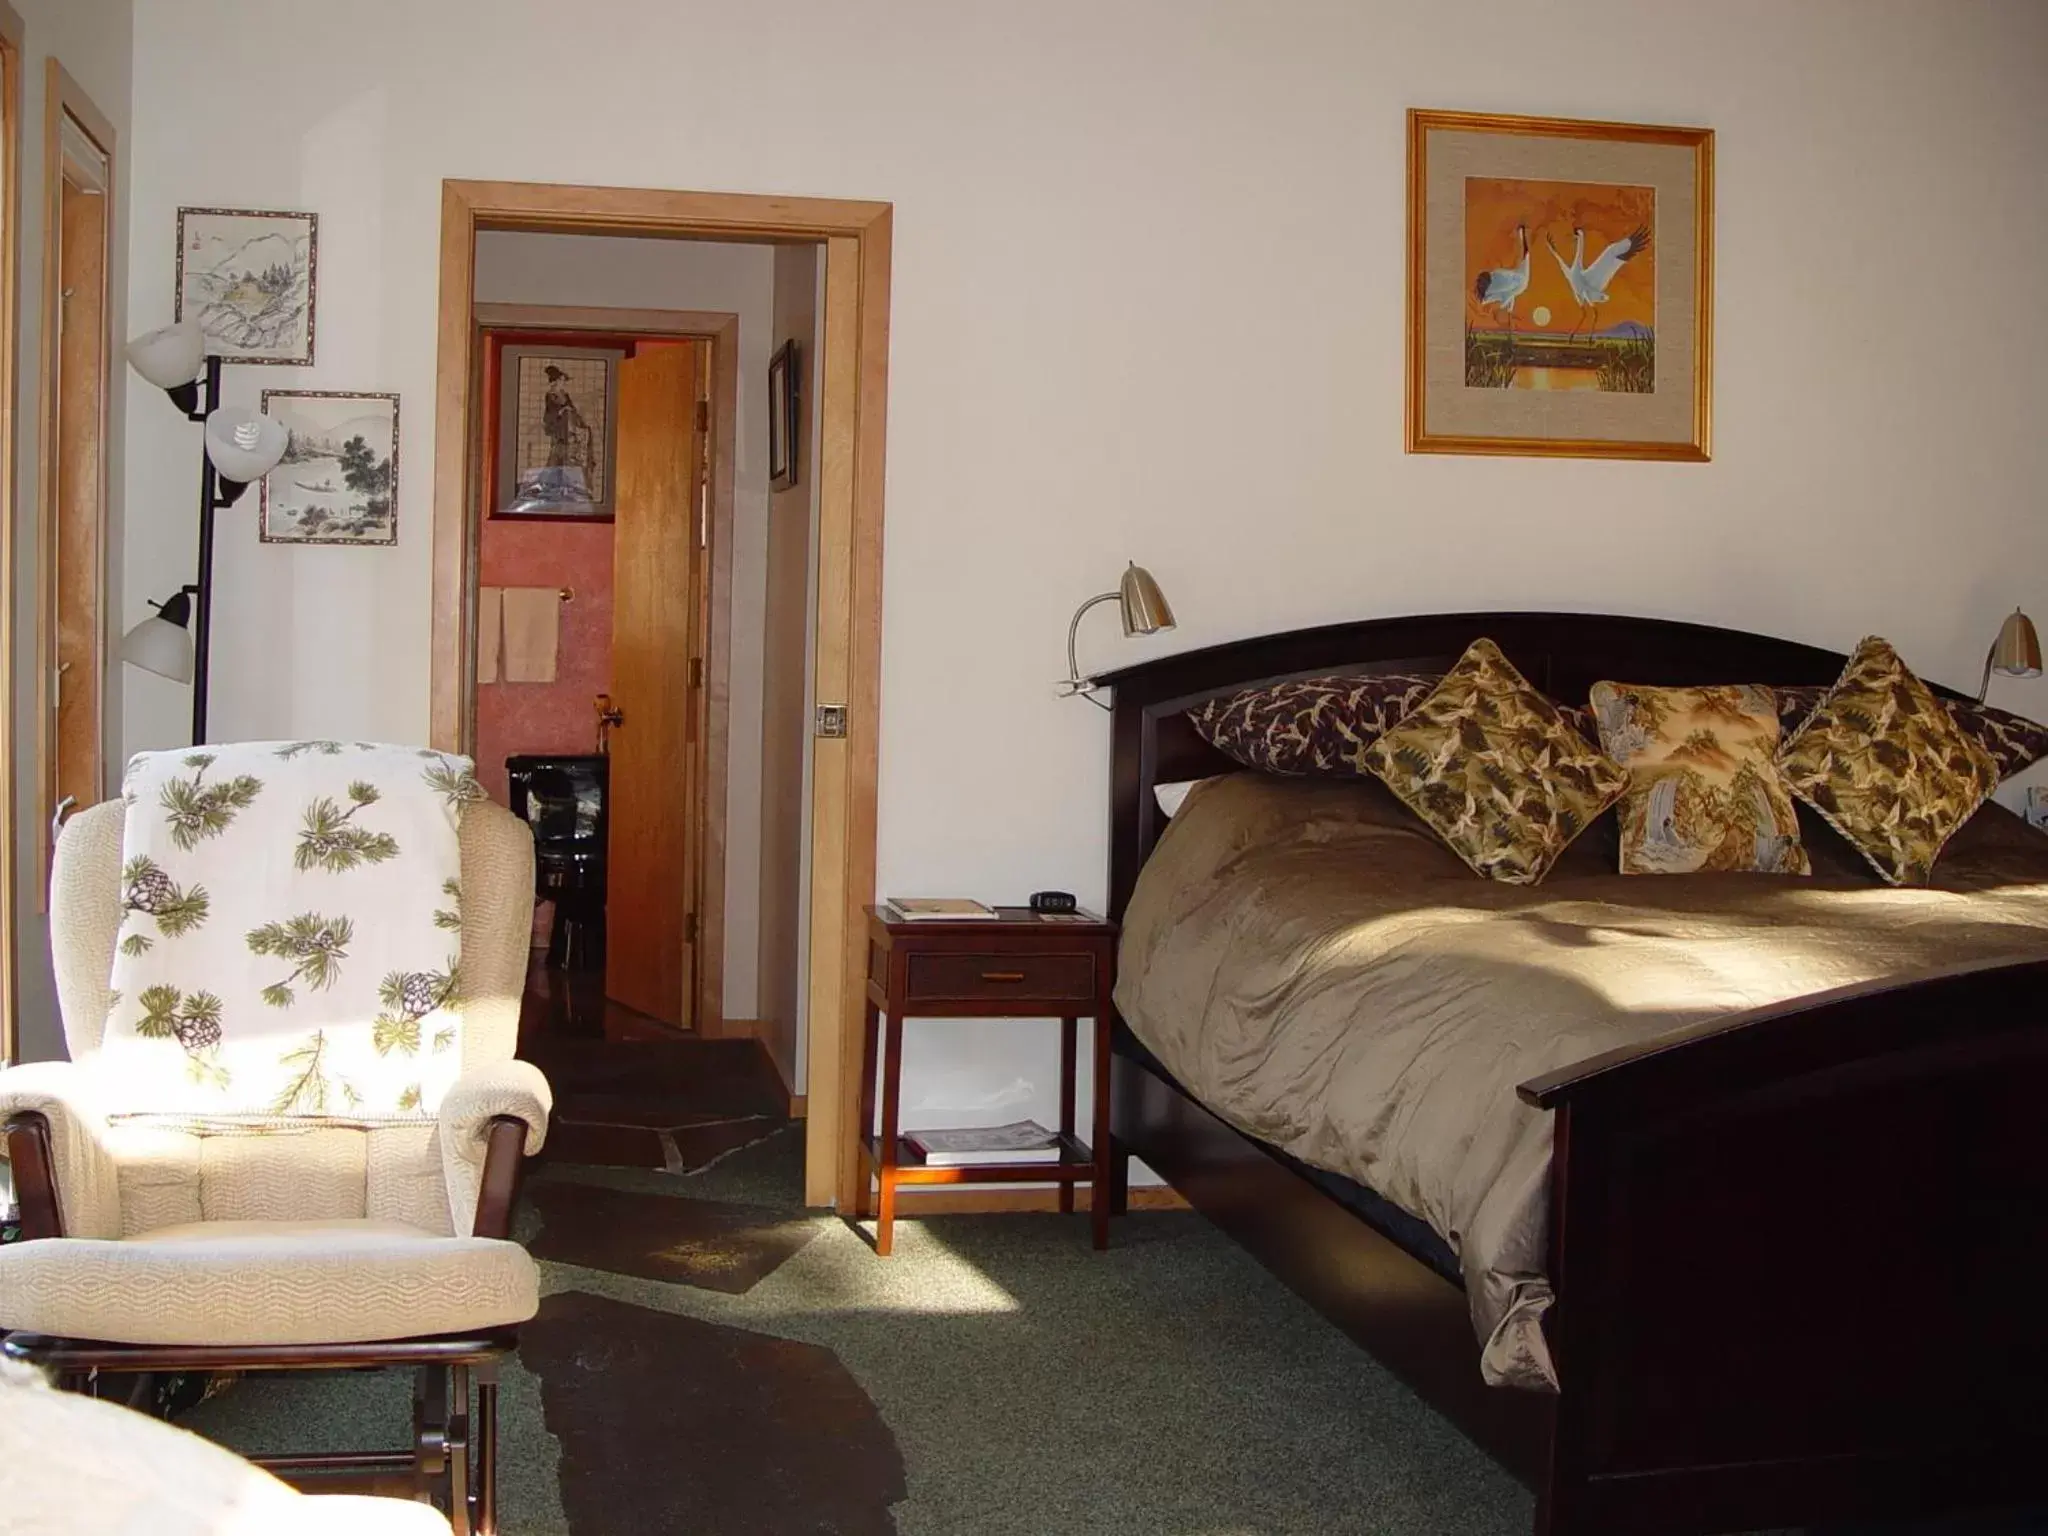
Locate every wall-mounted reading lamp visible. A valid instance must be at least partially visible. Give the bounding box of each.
[122,320,288,742]
[1058,562,1176,710]
[1979,607,2042,702]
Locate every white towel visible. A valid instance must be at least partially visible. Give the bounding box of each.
[95,742,485,1128]
[477,586,503,684]
[501,587,560,684]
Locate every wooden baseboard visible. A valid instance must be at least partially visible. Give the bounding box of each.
[787,1094,807,1118]
[890,1185,1187,1216]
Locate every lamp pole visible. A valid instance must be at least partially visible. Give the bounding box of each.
[181,355,224,744]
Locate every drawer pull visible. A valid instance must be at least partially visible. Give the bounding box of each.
[980,970,1027,982]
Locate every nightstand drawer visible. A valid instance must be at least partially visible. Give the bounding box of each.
[904,951,1096,1004]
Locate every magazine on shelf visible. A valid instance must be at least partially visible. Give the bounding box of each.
[906,1120,1064,1166]
[882,897,998,921]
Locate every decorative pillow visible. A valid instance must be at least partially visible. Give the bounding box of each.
[1590,683,1809,875]
[1188,673,1442,776]
[1776,638,2001,885]
[1777,684,2048,783]
[1361,639,1628,885]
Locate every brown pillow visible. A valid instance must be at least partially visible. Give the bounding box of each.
[1590,682,1808,875]
[1775,684,2048,782]
[1776,637,2001,885]
[1187,673,1442,776]
[1362,639,1628,885]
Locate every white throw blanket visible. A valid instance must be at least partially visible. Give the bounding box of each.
[96,742,485,1127]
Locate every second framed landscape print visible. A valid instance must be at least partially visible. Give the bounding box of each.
[1406,109,1713,461]
[259,390,399,546]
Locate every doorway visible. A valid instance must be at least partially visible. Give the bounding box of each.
[36,63,115,895]
[467,305,734,1040]
[432,182,890,1209]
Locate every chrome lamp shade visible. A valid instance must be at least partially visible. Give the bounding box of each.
[1116,562,1175,637]
[1981,608,2043,700]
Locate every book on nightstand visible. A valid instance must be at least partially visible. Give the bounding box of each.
[905,1120,1064,1166]
[881,897,998,922]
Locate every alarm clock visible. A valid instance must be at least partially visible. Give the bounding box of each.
[1029,890,1078,914]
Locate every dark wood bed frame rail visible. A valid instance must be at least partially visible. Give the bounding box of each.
[1098,611,2048,1536]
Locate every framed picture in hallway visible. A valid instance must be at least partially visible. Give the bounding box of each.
[258,390,400,545]
[1406,109,1713,461]
[488,341,623,522]
[768,338,800,492]
[174,207,318,365]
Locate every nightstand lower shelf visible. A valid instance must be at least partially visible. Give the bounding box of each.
[864,1133,1094,1186]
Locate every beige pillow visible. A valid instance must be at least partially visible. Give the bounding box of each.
[1776,636,2000,885]
[1590,682,1809,875]
[1363,638,1627,885]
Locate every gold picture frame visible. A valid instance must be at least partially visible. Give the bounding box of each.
[1406,108,1714,461]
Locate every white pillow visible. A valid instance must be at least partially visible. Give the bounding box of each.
[1153,778,1216,819]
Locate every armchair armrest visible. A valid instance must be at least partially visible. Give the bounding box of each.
[0,1061,123,1240]
[437,1060,551,1237]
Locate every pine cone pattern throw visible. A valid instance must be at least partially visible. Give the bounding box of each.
[96,742,484,1126]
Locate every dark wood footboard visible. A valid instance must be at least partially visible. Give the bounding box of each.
[1522,957,2048,1536]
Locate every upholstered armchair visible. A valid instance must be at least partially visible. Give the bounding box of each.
[0,796,549,1536]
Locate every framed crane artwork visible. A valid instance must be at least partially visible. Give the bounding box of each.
[1406,109,1714,461]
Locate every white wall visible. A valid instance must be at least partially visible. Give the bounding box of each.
[471,230,775,1021]
[11,0,132,1060]
[117,1,2048,1131]
[759,242,823,1096]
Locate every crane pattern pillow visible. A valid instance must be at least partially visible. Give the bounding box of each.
[1776,639,2000,886]
[1187,673,1445,776]
[96,741,486,1127]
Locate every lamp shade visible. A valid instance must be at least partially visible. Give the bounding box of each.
[203,408,288,486]
[121,590,196,683]
[126,320,206,390]
[1116,563,1175,637]
[1991,608,2042,681]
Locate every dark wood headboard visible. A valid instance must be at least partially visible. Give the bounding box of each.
[1098,610,1888,921]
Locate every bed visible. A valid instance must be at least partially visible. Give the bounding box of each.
[1097,611,2048,1536]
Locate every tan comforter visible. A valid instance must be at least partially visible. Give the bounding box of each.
[1114,773,2048,1391]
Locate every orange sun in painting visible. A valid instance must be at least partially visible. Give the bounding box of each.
[1465,177,1656,336]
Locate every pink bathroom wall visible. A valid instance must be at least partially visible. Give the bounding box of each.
[475,518,615,804]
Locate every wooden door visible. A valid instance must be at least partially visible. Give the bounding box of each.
[40,86,113,893]
[605,341,706,1027]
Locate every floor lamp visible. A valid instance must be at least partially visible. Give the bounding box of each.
[123,321,287,743]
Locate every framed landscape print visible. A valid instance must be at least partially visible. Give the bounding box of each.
[1406,110,1713,461]
[175,207,318,365]
[258,390,399,546]
[486,341,623,522]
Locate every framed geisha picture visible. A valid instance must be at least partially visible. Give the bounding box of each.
[483,339,625,522]
[1406,109,1714,461]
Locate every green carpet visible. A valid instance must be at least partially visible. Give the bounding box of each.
[175,1132,2040,1534]
[180,1128,1530,1533]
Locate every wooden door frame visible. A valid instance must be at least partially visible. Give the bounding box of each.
[467,301,736,1035]
[432,181,891,1209]
[34,61,115,913]
[0,2,25,1059]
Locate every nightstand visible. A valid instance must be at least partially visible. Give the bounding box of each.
[857,905,1119,1256]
